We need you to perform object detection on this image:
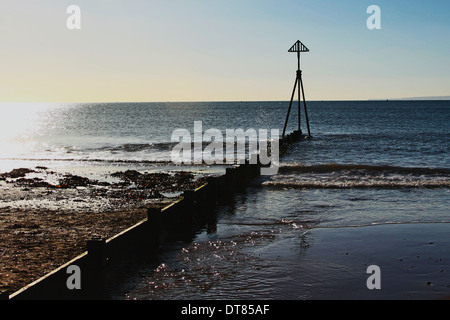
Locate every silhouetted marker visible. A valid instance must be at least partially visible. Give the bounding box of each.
[283,40,311,138]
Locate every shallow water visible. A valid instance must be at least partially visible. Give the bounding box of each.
[103,177,449,299]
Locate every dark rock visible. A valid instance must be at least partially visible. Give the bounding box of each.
[58,174,92,188]
[0,168,36,179]
[13,178,54,188]
[111,170,142,181]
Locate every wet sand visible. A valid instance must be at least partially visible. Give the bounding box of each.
[0,167,207,295]
[106,217,450,300]
[254,223,450,299]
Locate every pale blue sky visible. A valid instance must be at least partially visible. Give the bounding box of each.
[0,0,449,102]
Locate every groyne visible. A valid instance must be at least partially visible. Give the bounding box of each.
[3,130,303,300]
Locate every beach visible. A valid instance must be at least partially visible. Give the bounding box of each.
[0,166,207,294]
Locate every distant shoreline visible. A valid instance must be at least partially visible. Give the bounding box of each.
[370,96,450,101]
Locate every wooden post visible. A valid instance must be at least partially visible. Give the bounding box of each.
[183,190,196,209]
[147,207,162,252]
[86,237,106,299]
[225,167,235,190]
[183,190,196,225]
[206,176,217,207]
[249,153,260,177]
[0,290,10,300]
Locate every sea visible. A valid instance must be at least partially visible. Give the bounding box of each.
[1,100,449,300]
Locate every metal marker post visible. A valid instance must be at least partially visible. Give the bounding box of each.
[282,40,311,138]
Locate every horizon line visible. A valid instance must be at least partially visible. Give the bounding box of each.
[1,96,449,105]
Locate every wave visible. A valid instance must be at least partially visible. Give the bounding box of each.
[0,157,231,168]
[265,163,450,189]
[278,163,450,175]
[263,181,450,189]
[88,142,178,153]
[0,157,169,163]
[38,140,264,157]
[81,140,269,153]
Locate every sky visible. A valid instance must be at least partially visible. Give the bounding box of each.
[0,0,449,103]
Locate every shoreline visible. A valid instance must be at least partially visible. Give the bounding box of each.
[0,166,209,294]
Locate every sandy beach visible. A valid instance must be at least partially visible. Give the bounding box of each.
[0,166,207,295]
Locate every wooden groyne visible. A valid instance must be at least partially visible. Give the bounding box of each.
[3,130,303,300]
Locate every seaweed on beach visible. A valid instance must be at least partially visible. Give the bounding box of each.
[2,167,207,204]
[2,169,112,189]
[57,174,94,188]
[13,178,54,188]
[110,170,201,193]
[0,168,37,179]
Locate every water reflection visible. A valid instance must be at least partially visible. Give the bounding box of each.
[104,184,314,300]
